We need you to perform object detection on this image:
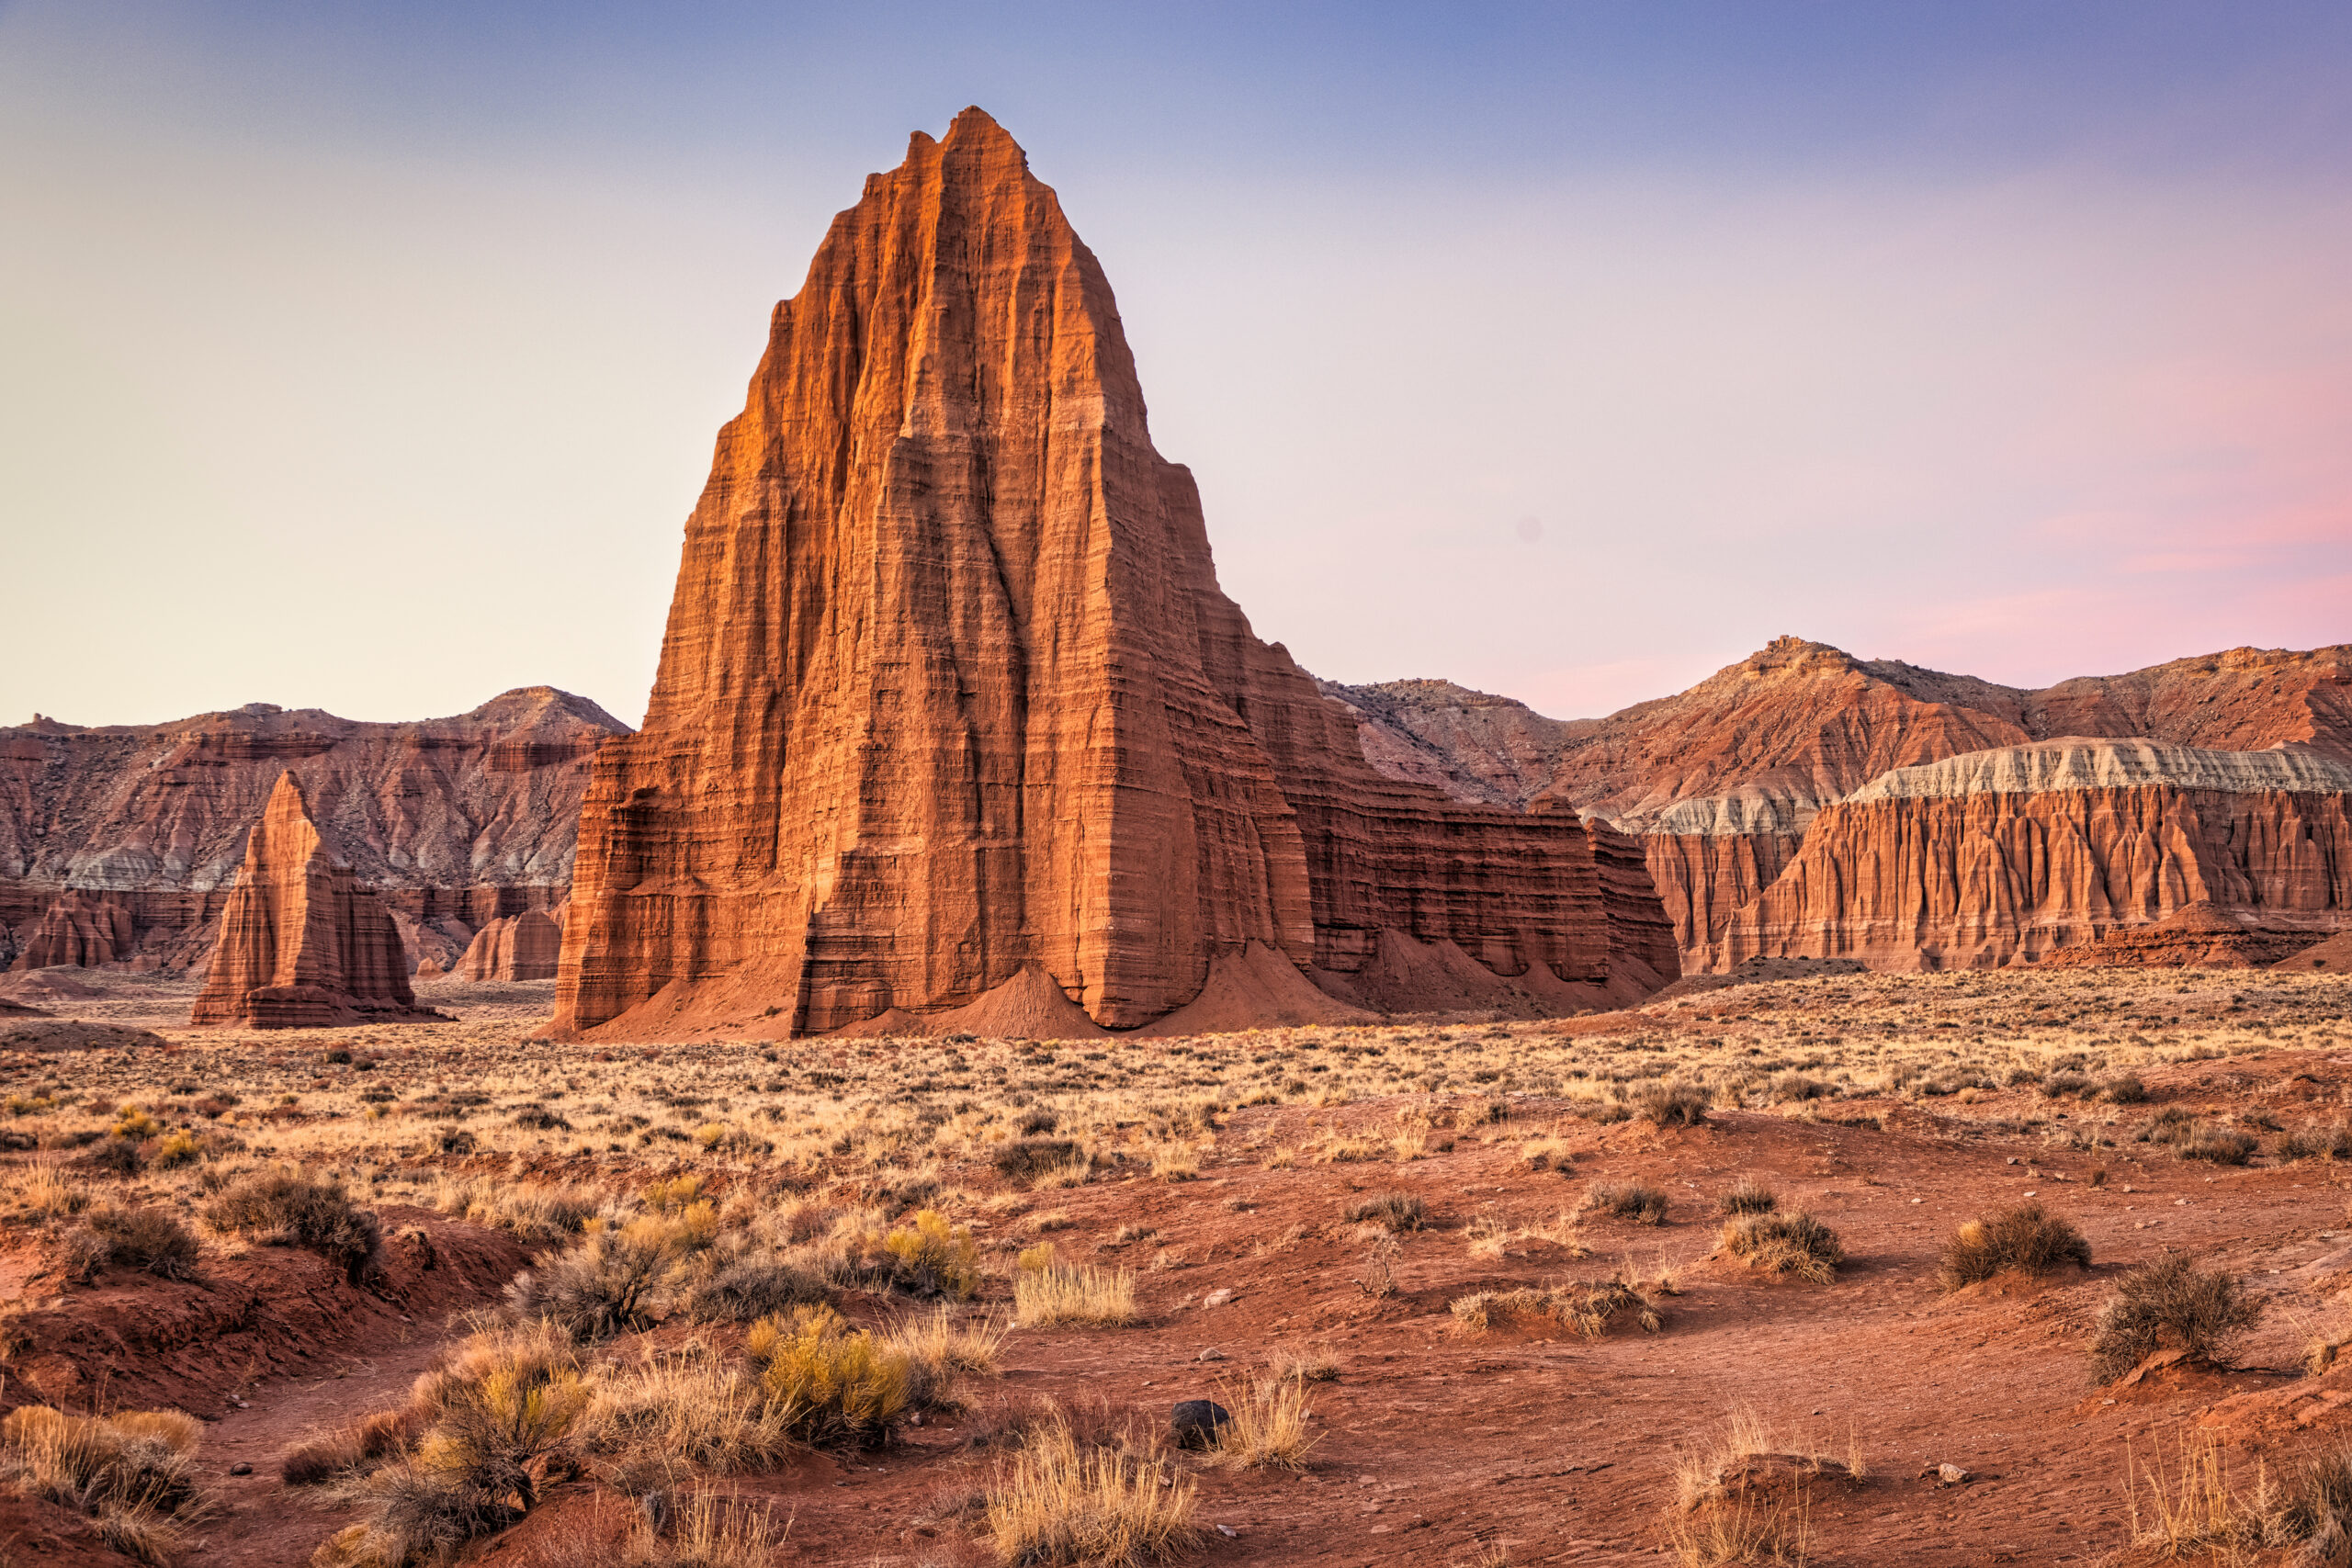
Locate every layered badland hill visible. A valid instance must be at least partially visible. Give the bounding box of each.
[0,687,626,974]
[188,773,442,1027]
[1332,640,2352,971]
[554,109,1676,1041]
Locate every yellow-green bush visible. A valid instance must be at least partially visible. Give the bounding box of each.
[747,1304,913,1447]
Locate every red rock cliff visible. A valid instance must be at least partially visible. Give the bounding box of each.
[556,110,1675,1038]
[1710,740,2352,970]
[189,773,441,1027]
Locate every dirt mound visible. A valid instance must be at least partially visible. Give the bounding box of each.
[1648,954,1870,1002]
[1136,942,1374,1037]
[1,1204,523,1418]
[0,1019,166,1052]
[923,964,1109,1041]
[2278,929,2352,973]
[0,968,103,1004]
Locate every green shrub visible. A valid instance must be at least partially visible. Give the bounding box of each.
[747,1305,913,1448]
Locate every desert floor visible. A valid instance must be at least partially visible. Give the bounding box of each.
[5,962,2351,1567]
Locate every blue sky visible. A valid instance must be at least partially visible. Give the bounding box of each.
[5,1,2348,727]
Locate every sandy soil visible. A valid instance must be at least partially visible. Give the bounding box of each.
[2,963,2347,1566]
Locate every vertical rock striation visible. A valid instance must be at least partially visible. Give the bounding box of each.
[1710,741,2352,970]
[556,109,1675,1039]
[190,773,441,1027]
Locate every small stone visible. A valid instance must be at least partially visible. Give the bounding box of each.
[1196,1348,1227,1361]
[229,1462,253,1476]
[1170,1399,1233,1448]
[1217,1525,1238,1538]
[1937,1463,1972,1485]
[1203,1288,1235,1307]
[233,1401,249,1409]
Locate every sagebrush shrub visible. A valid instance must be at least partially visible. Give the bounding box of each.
[2089,1255,2263,1382]
[1637,1083,1711,1128]
[205,1169,380,1281]
[1938,1202,2090,1290]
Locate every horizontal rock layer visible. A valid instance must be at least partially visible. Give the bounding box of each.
[1709,785,2352,971]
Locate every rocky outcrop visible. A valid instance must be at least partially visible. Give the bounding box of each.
[189,774,443,1028]
[1335,639,2352,965]
[555,110,1675,1040]
[1316,679,1576,808]
[458,908,563,981]
[1709,741,2352,971]
[2038,901,2328,970]
[0,687,623,971]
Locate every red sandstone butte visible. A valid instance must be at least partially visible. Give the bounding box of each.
[189,773,443,1028]
[554,110,1677,1041]
[458,908,562,981]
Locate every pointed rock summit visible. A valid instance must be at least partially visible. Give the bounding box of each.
[190,773,442,1027]
[555,112,1675,1038]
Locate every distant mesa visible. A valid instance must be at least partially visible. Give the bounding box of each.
[1343,640,2352,974]
[553,108,1679,1042]
[189,773,447,1028]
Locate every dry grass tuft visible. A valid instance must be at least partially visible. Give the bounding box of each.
[1584,1181,1670,1225]
[1449,1279,1662,1339]
[1015,1260,1139,1328]
[1716,1212,1842,1284]
[1,1404,209,1563]
[1205,1374,1317,1471]
[1937,1201,2089,1291]
[1342,1190,1427,1234]
[1717,1179,1778,1217]
[983,1417,1199,1566]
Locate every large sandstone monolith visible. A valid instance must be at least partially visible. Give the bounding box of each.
[190,773,441,1027]
[555,109,1677,1039]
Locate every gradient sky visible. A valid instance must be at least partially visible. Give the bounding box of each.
[5,2,2349,730]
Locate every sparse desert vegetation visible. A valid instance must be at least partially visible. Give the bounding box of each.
[5,963,2352,1563]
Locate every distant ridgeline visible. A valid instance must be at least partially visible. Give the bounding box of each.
[1325,639,2352,972]
[0,687,627,978]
